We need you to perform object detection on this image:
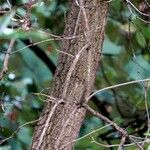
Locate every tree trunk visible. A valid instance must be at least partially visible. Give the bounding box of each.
[31,0,108,149]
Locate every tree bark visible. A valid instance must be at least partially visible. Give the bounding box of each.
[31,0,108,149]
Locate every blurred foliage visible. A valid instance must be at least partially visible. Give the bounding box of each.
[0,0,150,150]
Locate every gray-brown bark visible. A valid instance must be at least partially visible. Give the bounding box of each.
[31,0,108,149]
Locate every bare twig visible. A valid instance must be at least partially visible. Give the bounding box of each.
[55,49,74,57]
[0,39,15,80]
[33,92,58,103]
[83,104,127,136]
[37,99,64,149]
[73,1,81,36]
[7,0,12,10]
[141,82,150,146]
[77,0,92,101]
[62,44,89,99]
[124,0,150,17]
[123,0,150,23]
[91,136,120,148]
[118,136,126,150]
[11,38,58,54]
[87,78,150,101]
[91,136,149,148]
[0,118,40,145]
[11,35,77,55]
[129,136,144,150]
[78,0,90,32]
[83,104,145,150]
[55,107,78,149]
[60,123,112,149]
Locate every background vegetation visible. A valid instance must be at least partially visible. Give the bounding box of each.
[0,0,150,149]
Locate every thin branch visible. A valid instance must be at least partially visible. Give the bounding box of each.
[11,38,56,54]
[124,0,150,17]
[33,92,58,103]
[73,1,81,36]
[83,104,144,150]
[11,36,77,55]
[78,0,90,32]
[129,136,144,150]
[118,136,126,150]
[37,99,64,149]
[141,82,150,146]
[91,136,149,148]
[55,107,78,149]
[124,0,150,23]
[60,123,112,149]
[0,39,15,80]
[55,49,74,58]
[22,39,56,74]
[87,78,150,101]
[62,44,89,99]
[37,30,78,40]
[0,118,40,145]
[77,0,92,100]
[91,136,120,148]
[7,0,12,10]
[83,104,127,136]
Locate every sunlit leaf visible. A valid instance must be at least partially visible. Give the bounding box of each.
[0,9,16,31]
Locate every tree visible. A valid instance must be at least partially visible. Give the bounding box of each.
[31,0,109,149]
[0,0,150,150]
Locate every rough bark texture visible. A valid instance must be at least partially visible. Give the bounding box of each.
[31,0,108,149]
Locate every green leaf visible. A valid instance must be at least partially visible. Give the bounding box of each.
[147,145,150,150]
[17,127,32,145]
[102,36,123,55]
[0,29,49,40]
[0,9,16,31]
[136,31,146,48]
[0,145,11,150]
[124,55,150,80]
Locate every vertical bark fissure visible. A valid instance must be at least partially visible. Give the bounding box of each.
[31,0,108,149]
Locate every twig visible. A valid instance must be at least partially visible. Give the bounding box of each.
[37,99,64,149]
[11,38,56,54]
[123,0,150,23]
[78,0,90,32]
[82,104,143,150]
[55,49,74,57]
[118,136,126,150]
[83,104,127,136]
[60,123,112,149]
[83,104,145,150]
[0,118,40,145]
[7,0,12,10]
[11,35,77,55]
[33,92,58,103]
[0,39,15,80]
[124,0,149,17]
[55,107,78,149]
[91,136,120,148]
[37,30,78,40]
[91,136,149,148]
[129,136,144,150]
[141,82,150,146]
[62,44,89,99]
[87,78,150,101]
[76,0,92,102]
[73,1,81,36]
